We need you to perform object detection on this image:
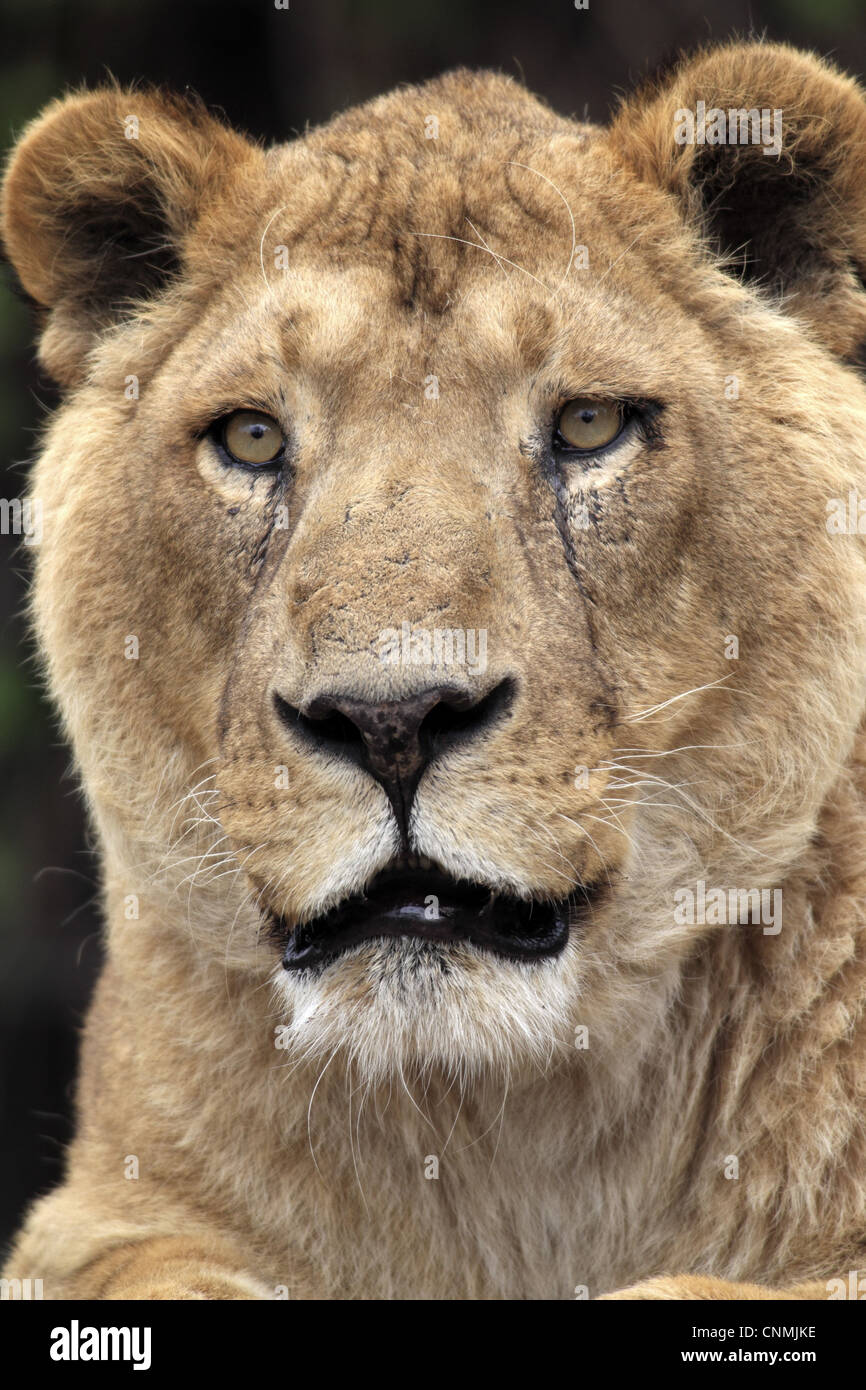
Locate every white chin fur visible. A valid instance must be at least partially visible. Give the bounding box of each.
[271,935,579,1084]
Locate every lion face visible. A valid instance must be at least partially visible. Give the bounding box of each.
[6,51,866,1083]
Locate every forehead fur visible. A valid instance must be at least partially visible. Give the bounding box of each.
[207,69,608,317]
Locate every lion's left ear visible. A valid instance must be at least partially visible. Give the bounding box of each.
[611,42,866,363]
[1,86,261,385]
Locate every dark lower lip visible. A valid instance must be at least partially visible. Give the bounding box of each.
[270,867,604,971]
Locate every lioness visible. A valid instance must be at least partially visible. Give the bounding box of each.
[3,40,866,1300]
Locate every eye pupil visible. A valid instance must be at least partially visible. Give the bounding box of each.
[220,410,285,467]
[556,398,623,453]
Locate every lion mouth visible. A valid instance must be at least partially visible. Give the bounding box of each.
[272,858,605,971]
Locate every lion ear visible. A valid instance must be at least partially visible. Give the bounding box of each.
[1,87,257,384]
[611,42,866,363]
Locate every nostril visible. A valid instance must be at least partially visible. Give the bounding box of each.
[418,676,516,756]
[273,693,366,760]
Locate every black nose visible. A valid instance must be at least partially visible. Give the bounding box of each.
[275,679,514,839]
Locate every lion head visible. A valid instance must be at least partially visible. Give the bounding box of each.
[5,43,866,1088]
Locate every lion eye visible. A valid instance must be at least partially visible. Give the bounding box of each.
[556,398,623,452]
[221,410,285,467]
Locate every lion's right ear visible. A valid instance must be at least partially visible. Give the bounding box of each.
[611,42,866,365]
[1,87,259,385]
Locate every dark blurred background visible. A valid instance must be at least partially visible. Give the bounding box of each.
[1,0,863,1253]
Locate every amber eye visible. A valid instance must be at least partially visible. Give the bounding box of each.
[556,398,624,452]
[220,410,285,467]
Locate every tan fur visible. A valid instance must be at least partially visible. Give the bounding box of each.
[3,42,866,1299]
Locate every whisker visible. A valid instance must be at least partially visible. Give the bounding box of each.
[505,159,577,292]
[624,676,739,723]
